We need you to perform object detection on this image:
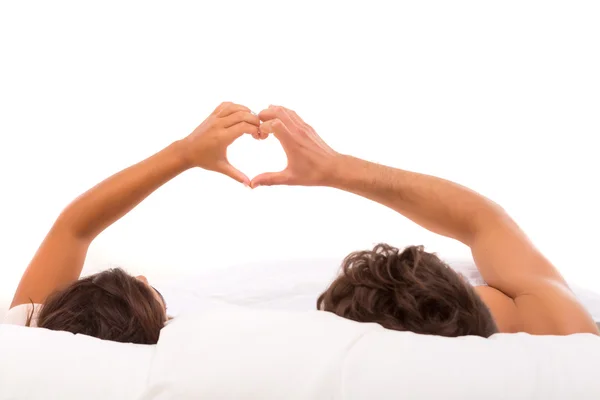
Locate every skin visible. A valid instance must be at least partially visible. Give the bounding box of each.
[251,105,599,336]
[12,101,598,336]
[10,102,260,321]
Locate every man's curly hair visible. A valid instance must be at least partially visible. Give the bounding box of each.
[317,244,498,338]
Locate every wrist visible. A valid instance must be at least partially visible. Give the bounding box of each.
[169,139,196,171]
[324,154,365,189]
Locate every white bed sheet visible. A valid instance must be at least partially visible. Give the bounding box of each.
[153,257,600,322]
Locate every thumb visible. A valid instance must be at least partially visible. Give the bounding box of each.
[219,162,250,186]
[250,171,292,188]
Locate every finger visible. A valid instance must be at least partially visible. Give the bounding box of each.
[257,127,268,140]
[257,108,276,122]
[221,111,260,129]
[288,109,310,129]
[250,129,260,140]
[227,122,259,139]
[287,109,327,147]
[250,171,292,188]
[258,105,298,129]
[278,106,309,130]
[217,103,251,118]
[211,101,233,115]
[258,118,293,142]
[219,162,250,186]
[257,119,270,140]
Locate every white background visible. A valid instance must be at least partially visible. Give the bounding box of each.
[0,1,599,308]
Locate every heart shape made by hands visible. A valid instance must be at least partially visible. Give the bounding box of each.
[226,133,288,182]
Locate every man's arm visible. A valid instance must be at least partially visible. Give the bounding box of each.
[11,102,259,308]
[328,156,542,295]
[329,156,598,335]
[253,105,598,335]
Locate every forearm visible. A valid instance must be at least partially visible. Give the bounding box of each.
[329,155,505,245]
[55,140,192,239]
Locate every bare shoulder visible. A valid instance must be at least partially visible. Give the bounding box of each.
[475,286,521,333]
[468,210,598,335]
[476,282,599,335]
[513,279,599,335]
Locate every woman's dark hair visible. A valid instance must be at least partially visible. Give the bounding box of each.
[29,268,165,344]
[317,244,498,338]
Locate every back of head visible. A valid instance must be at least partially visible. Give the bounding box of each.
[35,268,165,344]
[317,244,498,338]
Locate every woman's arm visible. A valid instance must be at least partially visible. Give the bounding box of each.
[11,102,259,308]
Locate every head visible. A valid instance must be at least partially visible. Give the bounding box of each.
[317,244,498,338]
[31,268,167,344]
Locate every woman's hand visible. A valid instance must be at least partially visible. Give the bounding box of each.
[182,102,260,186]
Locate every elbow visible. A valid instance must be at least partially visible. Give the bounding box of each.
[463,200,511,245]
[53,209,95,241]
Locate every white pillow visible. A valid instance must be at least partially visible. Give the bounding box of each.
[0,324,154,399]
[145,306,600,399]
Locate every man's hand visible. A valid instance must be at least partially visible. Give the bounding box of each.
[250,105,341,188]
[183,102,260,186]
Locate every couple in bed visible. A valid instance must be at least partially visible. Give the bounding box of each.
[4,102,598,343]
